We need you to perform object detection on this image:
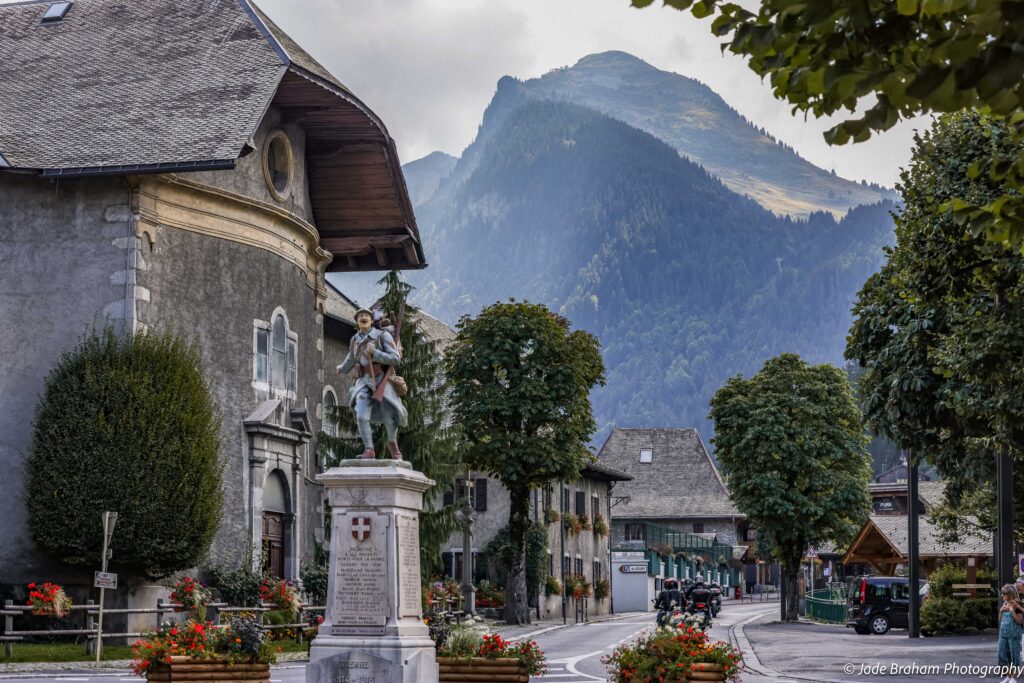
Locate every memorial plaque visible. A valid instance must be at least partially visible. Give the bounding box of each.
[307,650,399,683]
[396,515,421,617]
[331,513,388,633]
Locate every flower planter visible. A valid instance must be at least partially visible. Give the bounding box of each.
[437,656,529,683]
[145,656,270,683]
[688,662,725,681]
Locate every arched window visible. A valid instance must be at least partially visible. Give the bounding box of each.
[253,310,298,395]
[323,389,338,438]
[272,314,287,388]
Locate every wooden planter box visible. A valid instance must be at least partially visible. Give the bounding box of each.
[688,662,726,681]
[146,656,270,683]
[437,656,528,682]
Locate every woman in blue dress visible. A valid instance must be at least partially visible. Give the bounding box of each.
[998,584,1024,683]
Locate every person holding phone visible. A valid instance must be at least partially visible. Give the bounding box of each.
[998,584,1023,683]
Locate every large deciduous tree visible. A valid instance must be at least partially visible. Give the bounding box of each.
[445,301,604,624]
[27,328,222,578]
[846,112,1024,534]
[320,271,463,580]
[631,0,1024,246]
[709,353,871,622]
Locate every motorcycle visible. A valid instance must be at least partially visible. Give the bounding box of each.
[655,599,683,628]
[710,586,722,617]
[687,599,713,632]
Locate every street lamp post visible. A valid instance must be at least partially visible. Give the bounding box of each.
[461,479,476,616]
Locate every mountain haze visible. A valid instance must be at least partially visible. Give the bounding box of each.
[396,92,896,441]
[464,51,896,218]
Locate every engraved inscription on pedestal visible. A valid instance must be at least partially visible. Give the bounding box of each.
[396,515,421,617]
[331,513,388,635]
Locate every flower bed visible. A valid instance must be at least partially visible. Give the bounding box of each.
[258,579,300,617]
[170,576,212,622]
[437,633,545,681]
[603,625,741,682]
[132,617,276,680]
[26,582,72,617]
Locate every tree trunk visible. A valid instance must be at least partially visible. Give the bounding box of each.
[504,488,531,625]
[780,555,801,622]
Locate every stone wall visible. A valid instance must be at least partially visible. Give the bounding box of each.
[0,174,132,584]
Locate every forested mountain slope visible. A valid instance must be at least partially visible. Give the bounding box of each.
[399,99,896,441]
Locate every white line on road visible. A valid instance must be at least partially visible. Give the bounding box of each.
[561,650,606,682]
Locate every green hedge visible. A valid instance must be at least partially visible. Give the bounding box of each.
[26,328,222,577]
[921,564,998,633]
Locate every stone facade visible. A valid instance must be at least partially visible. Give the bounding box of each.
[0,109,394,588]
[438,465,627,618]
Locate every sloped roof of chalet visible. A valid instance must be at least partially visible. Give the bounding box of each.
[415,310,455,352]
[596,428,742,519]
[0,0,423,272]
[323,282,359,325]
[844,514,991,566]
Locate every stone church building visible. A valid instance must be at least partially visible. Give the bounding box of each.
[0,0,423,586]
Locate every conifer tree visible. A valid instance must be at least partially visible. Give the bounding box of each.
[320,271,462,579]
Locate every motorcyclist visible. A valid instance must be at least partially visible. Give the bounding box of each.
[709,581,722,616]
[687,575,713,620]
[654,579,684,626]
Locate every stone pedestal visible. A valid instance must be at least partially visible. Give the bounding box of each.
[308,460,437,683]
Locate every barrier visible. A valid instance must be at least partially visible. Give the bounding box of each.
[805,588,847,624]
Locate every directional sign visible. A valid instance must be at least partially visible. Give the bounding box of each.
[619,564,649,574]
[94,571,117,590]
[1019,553,1024,574]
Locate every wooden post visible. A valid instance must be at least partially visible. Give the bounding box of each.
[85,600,95,656]
[3,599,13,659]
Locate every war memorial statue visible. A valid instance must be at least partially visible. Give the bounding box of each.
[337,307,408,460]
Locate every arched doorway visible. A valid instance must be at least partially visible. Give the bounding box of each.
[263,470,290,579]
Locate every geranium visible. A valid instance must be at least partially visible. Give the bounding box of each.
[593,513,610,537]
[477,634,547,677]
[564,573,591,600]
[259,579,301,616]
[602,625,742,682]
[594,578,611,601]
[132,617,276,676]
[578,514,593,532]
[170,576,212,622]
[26,582,72,617]
[564,513,583,536]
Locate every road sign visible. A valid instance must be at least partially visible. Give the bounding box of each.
[94,571,117,590]
[1018,554,1024,574]
[805,546,817,559]
[619,564,648,574]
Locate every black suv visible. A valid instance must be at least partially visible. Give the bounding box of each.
[846,576,925,635]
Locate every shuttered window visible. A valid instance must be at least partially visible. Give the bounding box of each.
[575,491,586,516]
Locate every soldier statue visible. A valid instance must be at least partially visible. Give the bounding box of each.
[337,307,407,460]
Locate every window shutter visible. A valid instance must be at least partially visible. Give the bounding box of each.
[474,479,488,511]
[443,486,454,507]
[255,328,269,382]
[575,491,586,516]
[592,495,599,516]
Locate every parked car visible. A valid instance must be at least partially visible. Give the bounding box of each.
[846,576,926,635]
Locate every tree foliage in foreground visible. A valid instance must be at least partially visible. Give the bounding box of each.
[846,112,1024,537]
[27,328,222,577]
[632,0,1024,245]
[320,271,463,580]
[709,353,871,621]
[445,301,604,624]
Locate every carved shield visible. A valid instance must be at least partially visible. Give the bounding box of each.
[351,516,372,542]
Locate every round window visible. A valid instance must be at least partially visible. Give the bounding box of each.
[263,131,293,200]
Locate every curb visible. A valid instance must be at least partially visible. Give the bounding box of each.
[0,652,310,677]
[729,610,853,683]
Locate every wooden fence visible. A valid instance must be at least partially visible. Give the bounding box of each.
[0,599,325,659]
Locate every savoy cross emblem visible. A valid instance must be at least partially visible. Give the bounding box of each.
[351,516,371,542]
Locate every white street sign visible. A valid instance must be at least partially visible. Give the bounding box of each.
[94,571,117,590]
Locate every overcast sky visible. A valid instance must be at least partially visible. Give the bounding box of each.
[254,0,929,187]
[0,0,929,186]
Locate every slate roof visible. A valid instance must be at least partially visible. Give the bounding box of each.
[856,514,992,559]
[0,0,288,171]
[596,428,741,519]
[0,0,425,271]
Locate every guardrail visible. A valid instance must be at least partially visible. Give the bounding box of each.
[805,588,847,624]
[0,599,326,659]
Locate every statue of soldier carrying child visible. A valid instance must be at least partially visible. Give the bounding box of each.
[337,307,407,460]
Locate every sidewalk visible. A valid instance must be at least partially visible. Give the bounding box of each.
[0,651,310,676]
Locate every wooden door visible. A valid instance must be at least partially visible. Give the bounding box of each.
[262,512,285,579]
